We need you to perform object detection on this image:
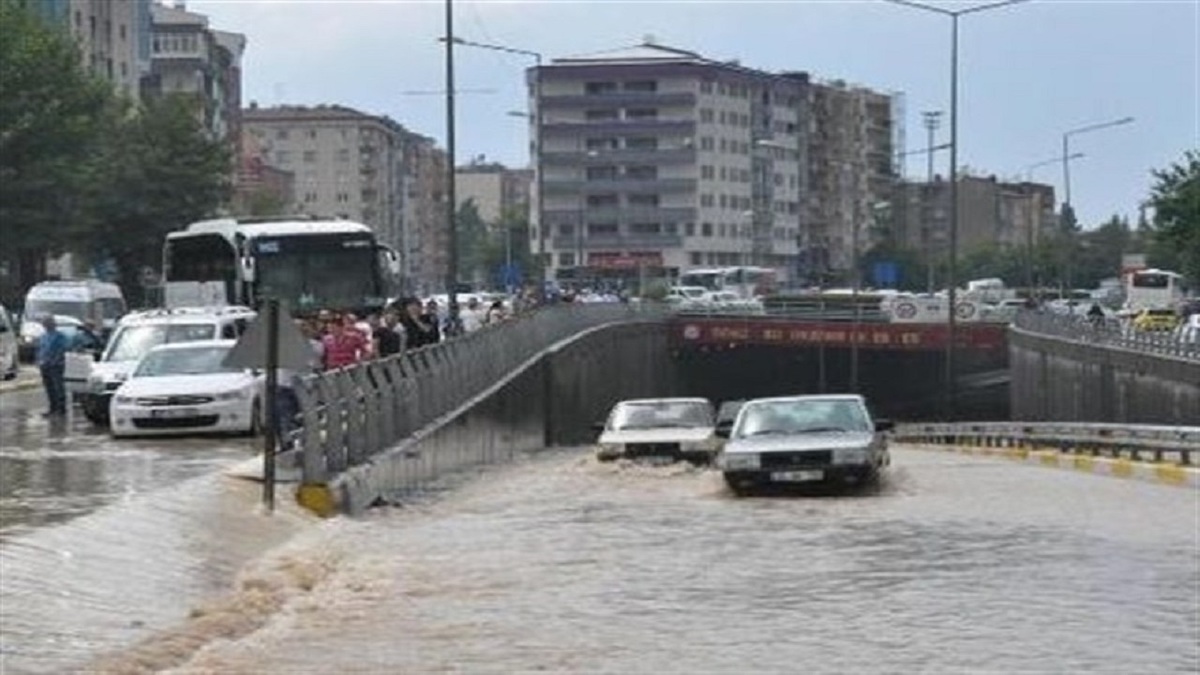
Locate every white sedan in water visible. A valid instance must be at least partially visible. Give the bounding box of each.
[109,340,263,438]
[594,397,720,465]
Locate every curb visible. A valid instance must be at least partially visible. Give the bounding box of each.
[0,379,40,395]
[908,443,1200,489]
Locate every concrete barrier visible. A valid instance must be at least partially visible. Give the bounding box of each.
[318,321,677,515]
[905,442,1200,489]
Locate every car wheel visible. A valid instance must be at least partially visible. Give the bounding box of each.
[82,398,108,425]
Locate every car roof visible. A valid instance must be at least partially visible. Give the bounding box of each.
[119,306,256,325]
[145,339,238,353]
[744,394,866,405]
[615,397,712,406]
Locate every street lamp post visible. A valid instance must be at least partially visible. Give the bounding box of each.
[451,37,546,296]
[443,0,458,315]
[1024,153,1083,291]
[1059,117,1133,290]
[882,0,1028,421]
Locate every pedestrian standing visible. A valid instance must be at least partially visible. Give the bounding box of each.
[36,316,69,417]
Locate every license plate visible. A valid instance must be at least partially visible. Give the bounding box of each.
[150,408,199,419]
[771,470,824,482]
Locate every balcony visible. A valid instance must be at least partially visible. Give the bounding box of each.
[540,147,696,166]
[539,91,697,108]
[542,119,696,136]
[545,177,697,195]
[544,207,698,223]
[551,233,684,250]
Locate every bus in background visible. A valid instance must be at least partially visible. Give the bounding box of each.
[1123,268,1185,312]
[162,216,400,316]
[678,266,779,299]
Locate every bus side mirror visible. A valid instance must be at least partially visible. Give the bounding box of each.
[379,246,401,276]
[240,257,256,283]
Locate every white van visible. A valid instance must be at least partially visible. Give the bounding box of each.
[19,280,126,360]
[79,305,256,424]
[0,303,18,380]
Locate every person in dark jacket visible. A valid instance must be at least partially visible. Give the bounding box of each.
[398,297,439,350]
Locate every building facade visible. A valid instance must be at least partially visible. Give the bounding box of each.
[240,104,450,293]
[527,41,898,286]
[22,0,153,99]
[456,159,532,225]
[141,3,245,143]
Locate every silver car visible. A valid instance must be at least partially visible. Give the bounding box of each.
[717,394,892,495]
[594,398,719,465]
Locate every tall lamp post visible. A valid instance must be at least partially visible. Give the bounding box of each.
[442,0,458,313]
[1059,117,1133,290]
[451,37,546,295]
[1024,153,1084,291]
[882,0,1028,421]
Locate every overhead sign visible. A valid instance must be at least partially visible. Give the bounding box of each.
[223,302,315,371]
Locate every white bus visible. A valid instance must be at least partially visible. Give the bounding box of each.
[162,216,400,315]
[1124,268,1185,312]
[678,266,778,299]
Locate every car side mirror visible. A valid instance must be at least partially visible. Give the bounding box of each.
[874,419,895,432]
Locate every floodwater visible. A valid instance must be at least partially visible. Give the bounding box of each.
[5,446,1188,674]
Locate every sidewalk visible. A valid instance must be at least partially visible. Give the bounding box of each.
[0,366,41,395]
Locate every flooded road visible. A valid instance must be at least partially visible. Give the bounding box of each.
[56,446,1198,675]
[0,388,257,538]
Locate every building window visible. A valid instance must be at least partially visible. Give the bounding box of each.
[626,108,658,120]
[119,24,127,40]
[587,222,619,236]
[586,137,619,150]
[557,224,575,236]
[336,192,350,203]
[307,129,318,139]
[626,166,657,180]
[276,129,289,140]
[701,165,715,180]
[625,137,657,150]
[558,253,576,266]
[275,151,292,164]
[337,148,350,162]
[585,81,618,94]
[630,222,661,235]
[587,194,619,207]
[700,194,714,207]
[700,81,714,94]
[699,108,714,123]
[303,192,318,203]
[700,136,714,151]
[664,223,678,235]
[586,166,617,181]
[624,80,657,92]
[585,109,619,121]
[685,223,696,236]
[303,150,317,163]
[701,223,713,237]
[628,194,660,207]
[691,252,703,265]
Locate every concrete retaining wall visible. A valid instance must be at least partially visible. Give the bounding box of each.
[1010,326,1200,425]
[325,321,676,515]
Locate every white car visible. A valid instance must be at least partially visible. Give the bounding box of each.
[594,397,719,465]
[0,303,18,380]
[717,394,892,495]
[109,340,263,438]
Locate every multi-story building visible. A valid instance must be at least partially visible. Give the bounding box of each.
[891,174,1057,269]
[804,80,901,283]
[527,41,898,286]
[21,0,153,99]
[141,2,245,143]
[456,159,532,225]
[241,104,450,293]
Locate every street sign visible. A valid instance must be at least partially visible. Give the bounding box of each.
[872,261,900,288]
[222,302,314,372]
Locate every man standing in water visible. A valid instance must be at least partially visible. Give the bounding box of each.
[36,315,68,417]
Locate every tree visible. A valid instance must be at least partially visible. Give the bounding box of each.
[80,94,231,300]
[0,0,112,292]
[454,200,489,286]
[1145,151,1200,283]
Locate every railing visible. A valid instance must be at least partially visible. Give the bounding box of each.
[292,303,664,485]
[1014,311,1199,360]
[894,421,1199,464]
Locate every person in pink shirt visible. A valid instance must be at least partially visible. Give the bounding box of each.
[322,313,368,369]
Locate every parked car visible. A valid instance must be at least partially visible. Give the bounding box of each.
[717,394,892,495]
[109,340,263,438]
[0,303,18,380]
[1132,308,1179,332]
[18,279,125,360]
[81,306,256,425]
[594,397,719,465]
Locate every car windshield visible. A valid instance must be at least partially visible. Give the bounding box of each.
[104,323,217,362]
[133,345,236,377]
[609,401,713,430]
[25,299,88,319]
[734,399,871,437]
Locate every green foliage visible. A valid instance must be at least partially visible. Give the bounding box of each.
[1145,150,1200,283]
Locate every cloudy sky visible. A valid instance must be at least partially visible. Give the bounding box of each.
[191,0,1197,229]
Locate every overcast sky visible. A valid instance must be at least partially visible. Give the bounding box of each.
[191,0,1197,229]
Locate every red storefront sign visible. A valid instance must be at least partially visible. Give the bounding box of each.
[673,319,1007,351]
[589,252,664,269]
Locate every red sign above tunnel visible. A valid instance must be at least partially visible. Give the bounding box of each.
[671,319,1007,352]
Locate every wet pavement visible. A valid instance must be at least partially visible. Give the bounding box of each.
[17,446,1188,675]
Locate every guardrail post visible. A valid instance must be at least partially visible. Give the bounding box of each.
[318,374,346,473]
[295,374,326,484]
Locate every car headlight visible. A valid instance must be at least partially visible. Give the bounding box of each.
[721,453,760,470]
[833,447,870,465]
[680,440,716,454]
[114,396,134,405]
[215,389,248,401]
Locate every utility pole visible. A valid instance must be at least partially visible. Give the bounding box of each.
[922,111,943,294]
[443,0,459,315]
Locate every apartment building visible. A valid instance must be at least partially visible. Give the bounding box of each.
[141,2,245,143]
[527,41,899,286]
[456,159,533,225]
[241,104,450,293]
[891,174,1057,261]
[22,0,153,99]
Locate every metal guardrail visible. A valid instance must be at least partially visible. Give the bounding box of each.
[1014,310,1200,361]
[670,299,893,323]
[292,303,664,485]
[894,421,1199,464]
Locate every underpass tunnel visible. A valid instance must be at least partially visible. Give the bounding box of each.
[672,344,1010,422]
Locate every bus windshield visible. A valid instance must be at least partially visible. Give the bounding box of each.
[253,234,383,312]
[678,270,723,291]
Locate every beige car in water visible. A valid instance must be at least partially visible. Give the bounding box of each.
[594,398,720,465]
